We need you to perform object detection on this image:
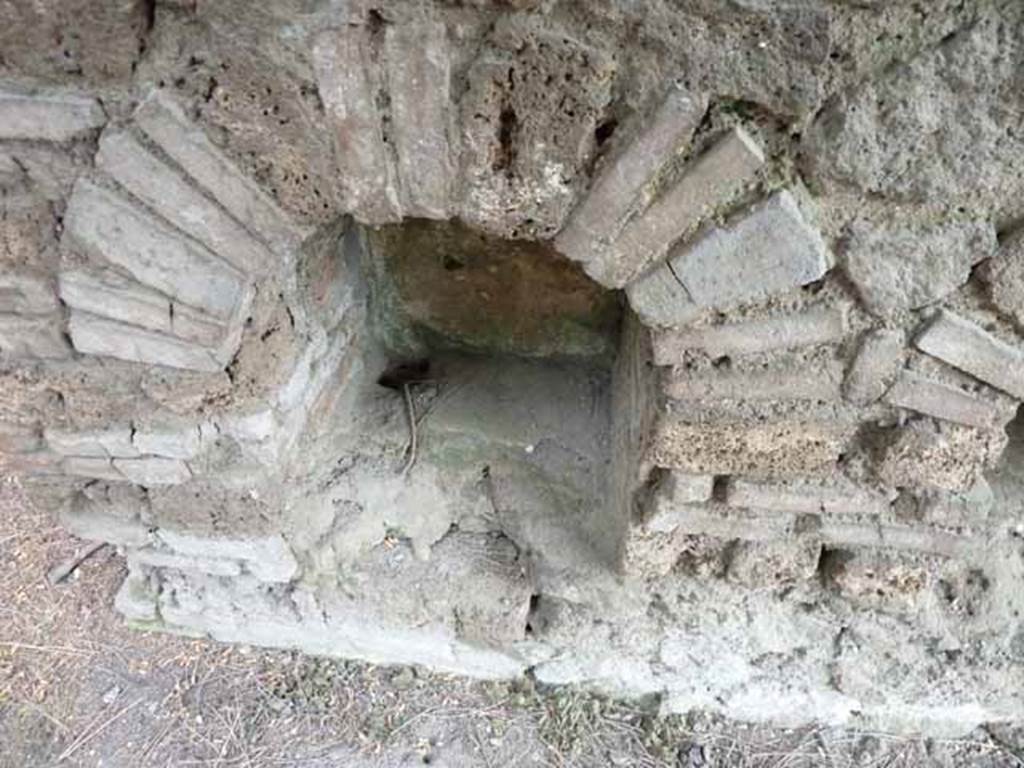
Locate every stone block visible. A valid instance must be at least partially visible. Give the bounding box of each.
[62,456,125,482]
[724,478,893,517]
[666,190,830,311]
[127,547,242,577]
[114,457,192,486]
[62,491,151,547]
[0,0,150,84]
[821,549,930,612]
[114,570,158,623]
[0,314,69,359]
[155,529,298,583]
[649,417,850,477]
[68,311,222,373]
[134,90,307,255]
[0,145,84,203]
[625,265,699,328]
[842,329,905,406]
[96,131,272,275]
[877,420,1006,492]
[59,269,227,347]
[132,424,201,460]
[914,310,1024,399]
[885,370,1005,429]
[727,538,821,587]
[622,526,691,578]
[843,217,995,316]
[894,482,993,527]
[643,471,715,533]
[219,409,277,443]
[385,22,456,220]
[596,127,765,287]
[980,231,1024,327]
[652,307,846,364]
[0,272,58,315]
[0,91,106,142]
[59,268,171,332]
[45,426,138,458]
[63,180,245,320]
[557,86,707,266]
[664,359,843,402]
[313,26,400,224]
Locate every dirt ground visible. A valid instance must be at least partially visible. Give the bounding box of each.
[1,477,1022,768]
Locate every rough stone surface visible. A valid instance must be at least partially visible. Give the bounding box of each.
[62,180,245,321]
[3,0,1024,738]
[556,87,707,269]
[653,307,847,364]
[0,91,107,142]
[650,417,851,477]
[0,0,151,83]
[668,191,830,312]
[842,329,905,406]
[134,90,308,255]
[885,370,1006,430]
[595,127,765,287]
[980,230,1024,329]
[842,216,996,316]
[95,131,272,275]
[915,310,1024,400]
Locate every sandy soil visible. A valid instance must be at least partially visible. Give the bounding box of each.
[1,476,1022,768]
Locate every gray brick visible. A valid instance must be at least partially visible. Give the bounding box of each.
[132,424,201,460]
[0,90,106,141]
[96,132,272,275]
[114,457,192,486]
[594,127,765,287]
[652,307,846,364]
[313,27,401,224]
[155,529,298,583]
[385,22,455,220]
[62,456,125,482]
[643,471,715,533]
[61,493,151,547]
[59,269,226,347]
[724,477,893,517]
[128,547,242,577]
[842,328,905,406]
[668,190,830,311]
[664,360,843,402]
[625,265,699,328]
[60,268,171,332]
[914,310,1024,399]
[884,369,1004,429]
[45,426,138,458]
[557,87,707,268]
[63,180,244,320]
[0,314,69,359]
[134,90,308,255]
[68,311,222,373]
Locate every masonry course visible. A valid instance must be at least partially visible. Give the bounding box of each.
[2,0,1024,739]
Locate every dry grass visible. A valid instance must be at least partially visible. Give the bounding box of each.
[1,475,1022,767]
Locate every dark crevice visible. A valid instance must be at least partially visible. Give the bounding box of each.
[494,103,519,178]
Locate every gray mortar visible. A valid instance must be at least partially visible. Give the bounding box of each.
[2,0,1024,741]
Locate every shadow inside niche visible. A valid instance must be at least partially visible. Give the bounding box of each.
[292,215,631,583]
